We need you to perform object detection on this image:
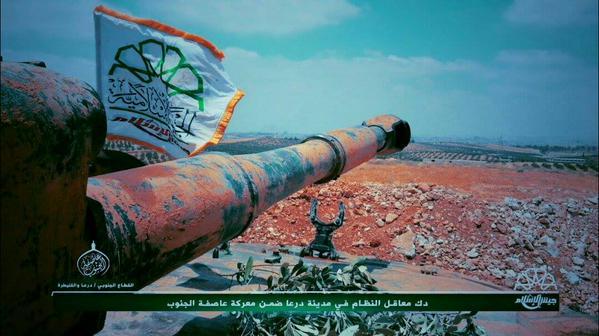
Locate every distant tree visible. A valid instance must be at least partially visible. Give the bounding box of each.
[564,163,577,171]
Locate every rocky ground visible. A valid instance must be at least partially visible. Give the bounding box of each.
[234,163,599,315]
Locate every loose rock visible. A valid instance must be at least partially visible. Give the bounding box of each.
[504,197,522,210]
[572,256,585,266]
[466,248,479,259]
[391,228,416,259]
[385,213,399,224]
[418,183,431,193]
[563,270,581,285]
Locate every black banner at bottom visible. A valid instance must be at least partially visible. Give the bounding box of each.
[52,291,559,312]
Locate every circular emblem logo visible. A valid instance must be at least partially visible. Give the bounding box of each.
[513,267,557,291]
[77,241,110,277]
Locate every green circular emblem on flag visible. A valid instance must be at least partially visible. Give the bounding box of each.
[109,39,205,111]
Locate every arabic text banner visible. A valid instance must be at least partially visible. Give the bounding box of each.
[53,292,560,312]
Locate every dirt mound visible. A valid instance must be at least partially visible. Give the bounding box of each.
[235,164,599,315]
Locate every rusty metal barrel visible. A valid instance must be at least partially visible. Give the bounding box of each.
[1,62,106,335]
[86,114,410,286]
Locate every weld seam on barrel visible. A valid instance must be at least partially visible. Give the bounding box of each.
[302,134,347,184]
[229,157,259,238]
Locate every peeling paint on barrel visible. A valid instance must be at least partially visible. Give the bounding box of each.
[86,114,409,290]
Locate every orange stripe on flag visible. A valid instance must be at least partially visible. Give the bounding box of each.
[189,90,245,157]
[94,5,225,60]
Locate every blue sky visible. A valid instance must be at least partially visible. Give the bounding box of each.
[2,0,598,144]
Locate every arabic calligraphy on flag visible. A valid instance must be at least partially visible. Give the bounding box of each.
[94,6,243,159]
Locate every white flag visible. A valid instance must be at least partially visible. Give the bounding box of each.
[94,5,243,159]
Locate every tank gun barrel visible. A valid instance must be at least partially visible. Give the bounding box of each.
[1,61,410,334]
[86,115,410,285]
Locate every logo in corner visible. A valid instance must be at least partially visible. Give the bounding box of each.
[77,241,110,277]
[515,294,558,310]
[513,267,557,291]
[513,267,558,310]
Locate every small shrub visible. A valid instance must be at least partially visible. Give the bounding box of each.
[578,164,589,171]
[564,163,577,171]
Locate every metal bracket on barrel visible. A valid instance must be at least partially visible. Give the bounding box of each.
[301,134,347,184]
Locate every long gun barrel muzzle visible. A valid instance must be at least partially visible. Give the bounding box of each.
[87,115,410,285]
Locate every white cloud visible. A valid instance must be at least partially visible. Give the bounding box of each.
[492,49,594,86]
[496,49,575,65]
[225,47,260,59]
[223,47,487,135]
[2,43,595,143]
[385,56,485,75]
[0,0,359,43]
[1,0,99,40]
[145,0,360,35]
[505,0,598,26]
[223,47,597,143]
